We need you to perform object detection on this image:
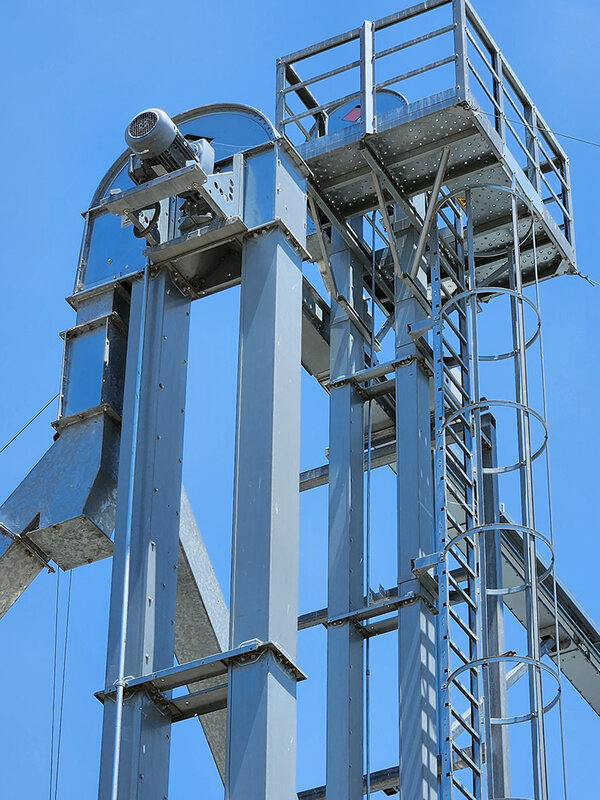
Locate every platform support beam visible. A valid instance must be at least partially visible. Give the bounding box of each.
[326,227,365,800]
[394,230,437,800]
[226,228,303,800]
[98,269,191,800]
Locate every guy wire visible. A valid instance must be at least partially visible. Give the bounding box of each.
[49,567,60,800]
[53,569,73,800]
[531,224,569,800]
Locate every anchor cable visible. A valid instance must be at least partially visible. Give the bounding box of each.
[473,107,600,150]
[49,567,73,800]
[531,225,570,800]
[53,570,73,800]
[49,568,60,800]
[0,394,59,456]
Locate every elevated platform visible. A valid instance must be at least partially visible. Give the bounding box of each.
[277,0,575,288]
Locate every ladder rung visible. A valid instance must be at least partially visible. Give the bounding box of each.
[447,297,467,318]
[443,338,469,373]
[451,675,480,708]
[445,492,474,525]
[449,607,478,642]
[440,281,467,312]
[446,451,474,489]
[447,529,476,552]
[450,708,481,743]
[446,481,474,517]
[440,280,454,303]
[448,543,476,568]
[452,742,482,776]
[446,509,464,537]
[452,775,478,800]
[440,241,464,272]
[443,391,463,415]
[440,251,466,289]
[443,365,470,400]
[445,424,471,457]
[445,442,471,471]
[447,573,477,610]
[443,404,472,431]
[447,544,477,580]
[449,638,471,666]
[442,311,468,346]
[447,531,476,554]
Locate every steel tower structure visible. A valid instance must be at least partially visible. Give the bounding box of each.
[1,2,599,800]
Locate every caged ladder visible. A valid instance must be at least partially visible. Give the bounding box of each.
[428,184,563,800]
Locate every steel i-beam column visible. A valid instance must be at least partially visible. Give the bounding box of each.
[226,228,303,800]
[394,233,437,800]
[481,414,511,797]
[98,268,191,800]
[326,228,365,800]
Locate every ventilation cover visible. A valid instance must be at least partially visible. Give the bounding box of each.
[128,111,158,139]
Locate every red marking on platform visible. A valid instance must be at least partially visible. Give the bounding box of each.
[343,106,361,122]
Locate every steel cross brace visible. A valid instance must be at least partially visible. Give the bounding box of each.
[359,141,424,233]
[307,180,372,270]
[360,141,450,316]
[409,146,451,279]
[307,189,378,345]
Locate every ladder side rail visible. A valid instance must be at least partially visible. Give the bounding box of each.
[507,198,549,800]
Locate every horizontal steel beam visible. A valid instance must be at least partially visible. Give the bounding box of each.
[298,765,400,799]
[299,442,396,492]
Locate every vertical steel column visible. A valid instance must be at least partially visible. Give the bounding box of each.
[480,415,511,798]
[98,268,191,800]
[394,231,437,800]
[227,228,303,800]
[326,229,365,800]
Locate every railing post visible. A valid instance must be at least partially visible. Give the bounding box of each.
[491,47,506,143]
[453,0,469,102]
[524,104,541,192]
[275,58,287,135]
[562,156,575,246]
[360,20,376,135]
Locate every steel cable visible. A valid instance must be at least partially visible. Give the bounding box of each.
[53,570,73,800]
[531,224,570,800]
[0,394,59,455]
[49,568,60,800]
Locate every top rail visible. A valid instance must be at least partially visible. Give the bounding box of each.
[278,0,452,64]
[276,0,574,247]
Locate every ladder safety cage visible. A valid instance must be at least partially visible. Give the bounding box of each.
[428,183,567,800]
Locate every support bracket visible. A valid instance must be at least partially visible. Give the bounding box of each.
[95,640,306,722]
[0,521,55,573]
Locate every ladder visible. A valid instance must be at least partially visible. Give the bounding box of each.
[431,203,484,800]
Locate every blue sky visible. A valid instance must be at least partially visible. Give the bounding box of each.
[0,1,598,797]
